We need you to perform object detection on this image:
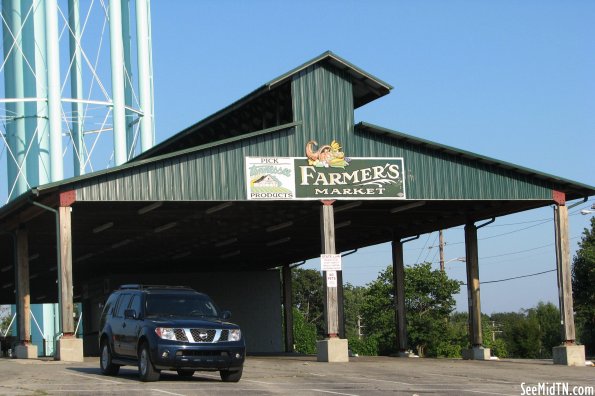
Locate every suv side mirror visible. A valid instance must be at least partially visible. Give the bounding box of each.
[221,310,231,320]
[124,309,137,320]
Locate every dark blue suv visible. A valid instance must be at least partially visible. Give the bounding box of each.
[98,285,245,382]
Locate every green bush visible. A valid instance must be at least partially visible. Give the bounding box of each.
[347,336,379,356]
[435,341,462,358]
[488,338,508,358]
[292,307,317,354]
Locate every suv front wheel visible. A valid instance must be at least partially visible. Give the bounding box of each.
[138,343,160,382]
[100,341,120,375]
[220,367,243,382]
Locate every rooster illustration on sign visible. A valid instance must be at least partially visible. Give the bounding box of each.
[305,140,350,168]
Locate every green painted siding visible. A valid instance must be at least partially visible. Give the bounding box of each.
[74,126,299,201]
[350,127,553,200]
[73,122,552,202]
[291,64,355,153]
[72,62,552,202]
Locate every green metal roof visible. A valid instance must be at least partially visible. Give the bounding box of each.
[0,51,593,219]
[134,51,392,161]
[267,51,393,103]
[355,122,595,200]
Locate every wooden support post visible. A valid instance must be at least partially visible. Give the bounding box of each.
[392,240,408,352]
[320,200,339,337]
[59,206,74,336]
[553,204,576,343]
[317,200,348,362]
[552,199,585,366]
[464,223,483,347]
[282,264,294,352]
[16,227,31,344]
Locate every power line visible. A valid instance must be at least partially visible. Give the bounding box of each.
[431,200,594,246]
[421,232,439,264]
[462,269,557,286]
[444,209,584,230]
[414,232,433,266]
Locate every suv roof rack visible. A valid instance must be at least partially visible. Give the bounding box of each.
[118,284,193,290]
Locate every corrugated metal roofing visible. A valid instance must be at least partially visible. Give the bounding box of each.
[134,51,391,161]
[355,122,594,199]
[0,52,593,220]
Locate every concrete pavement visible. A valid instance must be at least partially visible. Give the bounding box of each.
[0,355,593,395]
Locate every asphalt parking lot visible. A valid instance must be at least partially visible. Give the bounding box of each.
[0,355,593,396]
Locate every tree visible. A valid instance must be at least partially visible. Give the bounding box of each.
[292,307,317,354]
[490,304,559,359]
[0,305,12,336]
[572,217,595,356]
[343,283,366,339]
[360,266,397,355]
[436,312,468,358]
[361,263,461,356]
[292,268,325,337]
[405,263,461,357]
[527,302,560,358]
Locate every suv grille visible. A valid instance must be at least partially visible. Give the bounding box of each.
[174,328,188,341]
[171,328,232,343]
[190,329,216,342]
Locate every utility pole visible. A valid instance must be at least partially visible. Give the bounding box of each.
[357,315,364,340]
[439,230,445,271]
[491,321,502,342]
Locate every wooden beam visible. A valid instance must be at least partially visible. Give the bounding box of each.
[320,201,339,337]
[392,240,408,351]
[282,264,294,352]
[16,228,31,344]
[554,204,576,343]
[465,223,483,347]
[59,206,75,335]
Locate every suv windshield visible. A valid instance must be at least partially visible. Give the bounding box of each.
[145,293,220,318]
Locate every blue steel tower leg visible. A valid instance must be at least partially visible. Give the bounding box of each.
[33,0,50,185]
[109,0,127,166]
[2,0,28,198]
[22,0,39,187]
[45,0,63,182]
[22,0,50,187]
[68,0,85,176]
[136,0,155,152]
[121,0,134,159]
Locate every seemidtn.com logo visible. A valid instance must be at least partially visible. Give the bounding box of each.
[520,382,594,396]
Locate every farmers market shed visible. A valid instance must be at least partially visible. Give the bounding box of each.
[0,52,593,364]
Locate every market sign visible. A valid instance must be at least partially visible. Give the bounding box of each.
[294,157,405,199]
[245,157,295,200]
[245,140,406,201]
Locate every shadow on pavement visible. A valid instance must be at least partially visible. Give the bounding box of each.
[65,365,222,382]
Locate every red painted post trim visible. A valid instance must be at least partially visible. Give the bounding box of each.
[321,200,335,206]
[552,190,565,206]
[59,190,76,207]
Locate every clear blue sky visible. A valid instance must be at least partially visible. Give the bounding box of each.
[149,1,595,313]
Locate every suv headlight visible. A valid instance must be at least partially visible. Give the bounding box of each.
[155,327,176,340]
[229,329,241,341]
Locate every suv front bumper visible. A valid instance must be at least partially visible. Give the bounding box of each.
[151,341,245,371]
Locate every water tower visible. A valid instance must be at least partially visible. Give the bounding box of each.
[1,0,155,203]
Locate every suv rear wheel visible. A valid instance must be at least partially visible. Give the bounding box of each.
[220,367,243,382]
[138,343,160,382]
[100,341,120,375]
